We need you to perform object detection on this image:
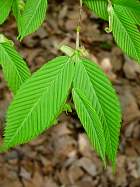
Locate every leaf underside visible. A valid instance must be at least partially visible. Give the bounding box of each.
[73,57,121,165]
[1,56,74,151]
[0,42,31,94]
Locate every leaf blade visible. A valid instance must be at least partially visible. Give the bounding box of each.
[83,0,108,20]
[19,0,48,40]
[112,2,140,25]
[72,88,106,163]
[1,56,74,151]
[112,7,140,62]
[12,0,23,34]
[113,0,140,15]
[0,0,13,24]
[73,57,121,165]
[0,40,31,94]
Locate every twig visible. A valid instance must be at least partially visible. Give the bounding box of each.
[76,0,83,50]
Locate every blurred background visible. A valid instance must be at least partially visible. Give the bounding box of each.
[0,0,140,186]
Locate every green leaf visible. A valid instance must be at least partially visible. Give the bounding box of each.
[83,0,108,20]
[12,0,24,34]
[0,37,31,94]
[113,0,140,25]
[19,0,48,40]
[113,0,140,13]
[84,0,140,24]
[73,57,121,165]
[72,88,106,163]
[84,0,140,62]
[1,56,74,151]
[112,7,140,62]
[0,0,13,24]
[114,6,140,25]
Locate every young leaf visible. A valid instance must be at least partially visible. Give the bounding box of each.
[1,56,74,151]
[0,0,13,24]
[83,0,108,20]
[19,0,48,40]
[112,7,140,62]
[73,57,121,165]
[72,88,106,163]
[0,36,31,94]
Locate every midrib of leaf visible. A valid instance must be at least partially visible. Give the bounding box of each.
[21,0,42,37]
[77,61,113,159]
[5,58,70,148]
[113,9,140,62]
[0,44,23,84]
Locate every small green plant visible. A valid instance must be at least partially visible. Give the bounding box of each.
[0,0,140,168]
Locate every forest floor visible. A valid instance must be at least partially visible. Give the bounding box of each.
[0,0,140,186]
